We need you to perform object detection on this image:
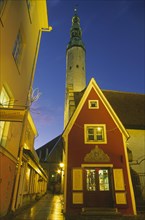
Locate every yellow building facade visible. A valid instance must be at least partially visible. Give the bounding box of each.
[127,129,145,200]
[0,0,52,217]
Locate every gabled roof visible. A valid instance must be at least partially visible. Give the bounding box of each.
[103,90,145,129]
[73,82,145,130]
[63,78,131,139]
[37,78,144,151]
[36,135,62,160]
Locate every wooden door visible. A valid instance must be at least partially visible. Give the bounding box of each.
[84,167,114,207]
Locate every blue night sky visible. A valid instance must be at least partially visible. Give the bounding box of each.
[32,0,144,149]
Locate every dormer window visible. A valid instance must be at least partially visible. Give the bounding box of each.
[88,100,99,109]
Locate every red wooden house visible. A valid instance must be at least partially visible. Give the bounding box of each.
[62,78,136,216]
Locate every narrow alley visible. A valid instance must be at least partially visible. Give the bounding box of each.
[2,193,144,220]
[9,193,64,220]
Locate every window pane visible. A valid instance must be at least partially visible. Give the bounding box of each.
[96,135,103,140]
[86,169,96,191]
[85,124,106,143]
[91,102,97,107]
[12,30,23,64]
[24,166,31,193]
[96,127,104,141]
[0,87,10,107]
[0,87,10,144]
[0,121,5,141]
[99,169,109,191]
[87,128,94,140]
[88,128,94,134]
[88,100,99,109]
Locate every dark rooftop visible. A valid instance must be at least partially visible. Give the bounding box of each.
[74,90,145,130]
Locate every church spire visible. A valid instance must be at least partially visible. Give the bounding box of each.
[64,9,86,127]
[67,8,85,50]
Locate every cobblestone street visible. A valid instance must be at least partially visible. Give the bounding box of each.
[1,193,144,220]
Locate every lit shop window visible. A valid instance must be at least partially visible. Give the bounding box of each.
[86,169,96,191]
[84,124,107,144]
[12,30,24,66]
[85,168,110,192]
[88,100,99,109]
[24,166,31,193]
[0,87,10,145]
[99,169,109,191]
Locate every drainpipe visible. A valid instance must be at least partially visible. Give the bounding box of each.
[11,26,52,212]
[11,108,28,212]
[28,27,52,99]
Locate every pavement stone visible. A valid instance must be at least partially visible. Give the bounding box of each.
[1,193,145,220]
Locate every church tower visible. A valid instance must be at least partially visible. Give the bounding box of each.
[64,9,86,127]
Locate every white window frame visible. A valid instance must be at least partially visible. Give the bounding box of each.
[84,124,107,144]
[88,100,99,109]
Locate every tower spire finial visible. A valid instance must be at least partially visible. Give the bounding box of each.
[74,4,78,15]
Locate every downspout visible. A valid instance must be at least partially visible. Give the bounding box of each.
[11,108,28,212]
[11,26,52,212]
[28,26,52,99]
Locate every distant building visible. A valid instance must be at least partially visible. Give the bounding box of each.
[36,8,145,217]
[36,135,63,192]
[0,0,52,217]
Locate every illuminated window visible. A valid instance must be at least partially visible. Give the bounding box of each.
[0,87,10,145]
[24,166,30,193]
[88,100,99,109]
[99,169,109,191]
[85,168,110,192]
[0,87,10,107]
[86,169,96,191]
[12,30,24,66]
[84,124,107,144]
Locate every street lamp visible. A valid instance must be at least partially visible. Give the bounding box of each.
[57,169,61,174]
[59,163,64,194]
[59,163,64,169]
